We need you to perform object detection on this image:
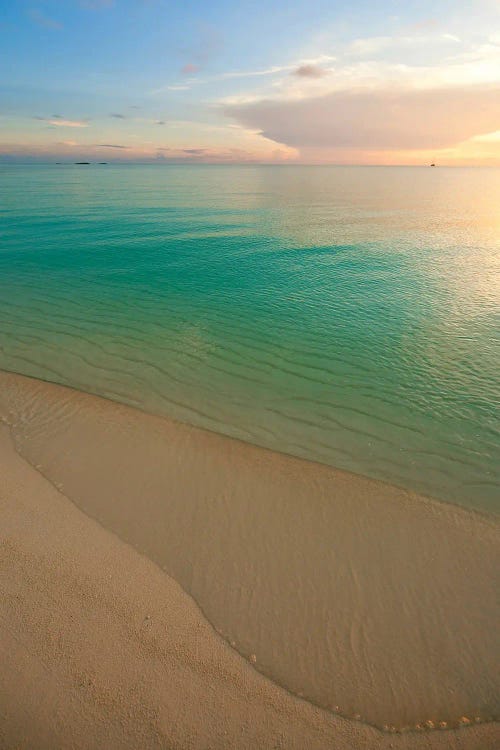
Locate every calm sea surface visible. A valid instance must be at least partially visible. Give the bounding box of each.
[0,164,498,512]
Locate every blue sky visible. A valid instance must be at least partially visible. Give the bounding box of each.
[1,0,499,163]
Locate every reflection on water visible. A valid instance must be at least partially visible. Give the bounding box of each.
[0,165,499,512]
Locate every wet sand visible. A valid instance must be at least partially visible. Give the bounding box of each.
[0,369,498,748]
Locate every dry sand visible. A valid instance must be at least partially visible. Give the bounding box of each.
[0,370,498,749]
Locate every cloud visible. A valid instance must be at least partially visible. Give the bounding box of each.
[34,116,88,127]
[152,65,291,96]
[96,143,129,149]
[472,129,500,142]
[182,24,223,69]
[225,85,500,151]
[345,32,463,62]
[144,27,225,96]
[152,58,336,96]
[153,145,294,163]
[49,119,88,128]
[209,57,335,84]
[0,140,297,164]
[110,113,126,119]
[181,63,199,75]
[155,120,166,125]
[293,64,328,78]
[27,9,62,30]
[220,65,292,80]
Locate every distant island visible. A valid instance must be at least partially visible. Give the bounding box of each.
[74,161,90,165]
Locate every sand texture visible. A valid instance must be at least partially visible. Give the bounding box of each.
[0,369,499,748]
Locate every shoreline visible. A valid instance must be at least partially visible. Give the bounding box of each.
[3,366,495,523]
[0,368,498,746]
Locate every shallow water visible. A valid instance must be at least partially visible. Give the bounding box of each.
[1,164,499,511]
[2,370,498,732]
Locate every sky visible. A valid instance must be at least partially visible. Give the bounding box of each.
[1,0,499,164]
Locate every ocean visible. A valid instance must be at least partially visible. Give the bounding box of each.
[1,164,499,513]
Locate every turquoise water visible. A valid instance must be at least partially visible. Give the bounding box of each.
[1,164,499,512]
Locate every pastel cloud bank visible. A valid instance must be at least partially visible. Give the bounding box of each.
[215,25,500,164]
[225,86,500,161]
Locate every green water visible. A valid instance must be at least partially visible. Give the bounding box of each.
[0,164,499,512]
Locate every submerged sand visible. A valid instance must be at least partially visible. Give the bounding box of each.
[0,369,498,748]
[1,423,497,750]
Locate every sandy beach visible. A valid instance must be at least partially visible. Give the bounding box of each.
[0,369,498,749]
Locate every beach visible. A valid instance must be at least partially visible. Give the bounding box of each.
[0,369,498,749]
[2,0,500,742]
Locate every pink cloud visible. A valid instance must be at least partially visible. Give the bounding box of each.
[293,64,328,78]
[225,85,500,151]
[181,63,199,75]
